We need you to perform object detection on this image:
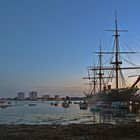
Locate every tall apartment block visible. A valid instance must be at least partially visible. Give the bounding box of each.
[17,92,25,100]
[29,91,38,100]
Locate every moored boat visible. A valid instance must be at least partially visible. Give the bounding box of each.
[62,101,69,108]
[79,102,88,110]
[28,103,36,106]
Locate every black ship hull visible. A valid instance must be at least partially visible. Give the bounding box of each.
[87,87,139,104]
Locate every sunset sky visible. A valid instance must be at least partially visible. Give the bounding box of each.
[0,0,140,97]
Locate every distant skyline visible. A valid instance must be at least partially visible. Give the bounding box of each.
[1,0,140,97]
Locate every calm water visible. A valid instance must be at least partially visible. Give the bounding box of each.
[0,101,140,125]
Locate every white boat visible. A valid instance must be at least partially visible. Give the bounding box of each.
[62,101,69,108]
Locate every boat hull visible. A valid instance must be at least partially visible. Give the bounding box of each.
[87,87,138,104]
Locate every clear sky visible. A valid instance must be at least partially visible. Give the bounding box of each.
[1,0,140,97]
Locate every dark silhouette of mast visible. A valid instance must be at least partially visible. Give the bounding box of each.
[84,12,140,95]
[114,12,121,89]
[83,42,104,93]
[93,62,97,94]
[108,12,126,89]
[98,41,103,91]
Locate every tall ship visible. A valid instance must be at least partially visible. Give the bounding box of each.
[83,13,140,104]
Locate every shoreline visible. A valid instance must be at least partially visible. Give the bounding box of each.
[0,123,140,140]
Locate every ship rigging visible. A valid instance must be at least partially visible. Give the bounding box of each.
[83,13,140,103]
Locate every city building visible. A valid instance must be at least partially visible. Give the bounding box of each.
[42,94,50,100]
[29,91,38,100]
[17,92,25,100]
[54,95,59,100]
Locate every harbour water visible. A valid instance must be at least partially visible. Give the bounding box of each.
[0,101,140,125]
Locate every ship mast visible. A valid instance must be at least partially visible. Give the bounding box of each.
[114,12,121,89]
[109,12,125,89]
[98,41,103,91]
[83,42,104,93]
[93,62,97,94]
[84,13,140,93]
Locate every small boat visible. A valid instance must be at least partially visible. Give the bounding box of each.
[68,101,72,104]
[54,102,58,106]
[8,101,11,104]
[79,102,88,110]
[0,105,8,109]
[62,101,69,108]
[90,105,101,112]
[28,103,36,106]
[73,101,79,104]
[0,100,11,108]
[50,102,54,105]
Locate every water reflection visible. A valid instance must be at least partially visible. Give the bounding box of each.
[90,104,140,124]
[0,101,140,125]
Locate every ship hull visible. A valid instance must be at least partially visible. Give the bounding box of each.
[87,87,139,104]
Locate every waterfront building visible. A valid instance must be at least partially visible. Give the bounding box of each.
[42,94,50,100]
[17,92,25,100]
[54,95,59,100]
[29,91,38,100]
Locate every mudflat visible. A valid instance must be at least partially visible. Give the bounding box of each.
[0,123,140,140]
